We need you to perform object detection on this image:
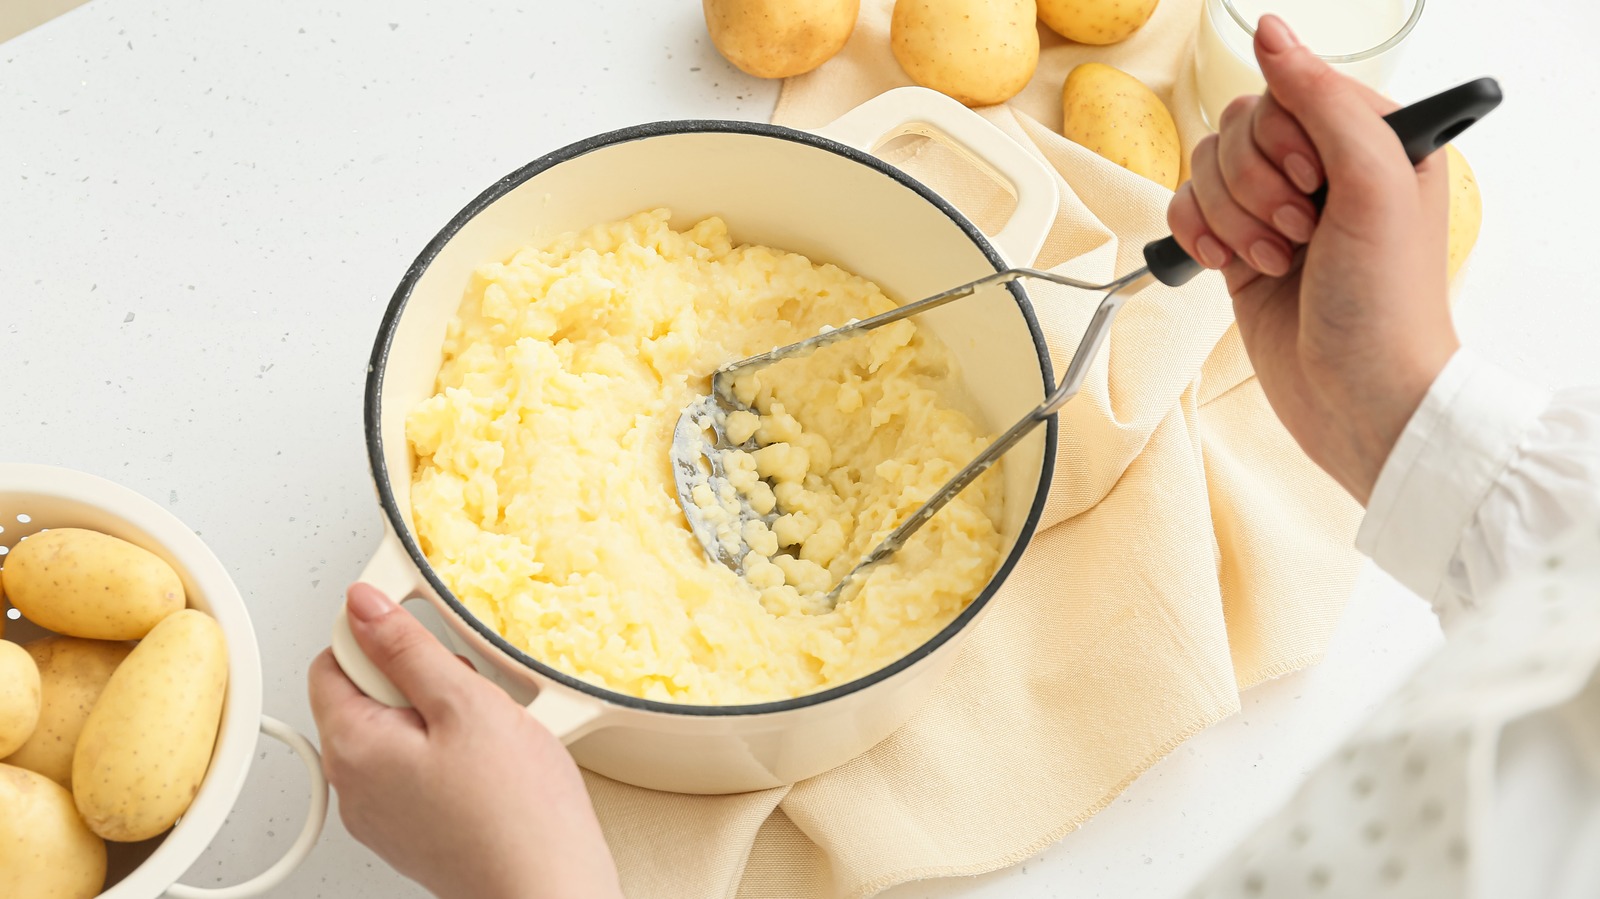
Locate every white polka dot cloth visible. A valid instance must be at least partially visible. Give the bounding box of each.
[1190,522,1600,899]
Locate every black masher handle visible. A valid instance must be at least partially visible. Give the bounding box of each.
[1142,77,1504,288]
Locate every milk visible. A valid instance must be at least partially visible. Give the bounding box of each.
[1194,0,1412,128]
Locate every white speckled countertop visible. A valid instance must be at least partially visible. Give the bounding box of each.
[3,0,1597,896]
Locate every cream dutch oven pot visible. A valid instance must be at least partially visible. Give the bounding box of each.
[331,87,1062,795]
[1,463,328,897]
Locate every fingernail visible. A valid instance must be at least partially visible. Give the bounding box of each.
[1250,240,1292,276]
[1273,205,1316,243]
[1284,153,1321,193]
[1195,234,1229,269]
[347,583,396,623]
[1257,15,1299,53]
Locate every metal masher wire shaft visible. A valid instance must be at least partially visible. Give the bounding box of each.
[674,264,1159,609]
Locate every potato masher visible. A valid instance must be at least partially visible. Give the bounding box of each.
[673,78,1502,607]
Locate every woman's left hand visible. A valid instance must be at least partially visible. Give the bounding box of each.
[308,583,623,899]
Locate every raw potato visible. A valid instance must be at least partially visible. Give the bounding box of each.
[4,637,134,788]
[73,609,228,842]
[891,0,1039,107]
[1060,62,1180,189]
[704,0,859,79]
[1038,0,1160,44]
[0,641,42,757]
[1446,144,1481,280]
[3,528,184,641]
[0,763,107,899]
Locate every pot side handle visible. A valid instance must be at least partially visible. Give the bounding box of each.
[525,685,609,744]
[334,533,615,744]
[812,86,1059,267]
[165,716,330,899]
[329,531,420,709]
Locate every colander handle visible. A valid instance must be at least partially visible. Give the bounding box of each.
[1143,77,1504,287]
[815,85,1059,266]
[164,716,329,899]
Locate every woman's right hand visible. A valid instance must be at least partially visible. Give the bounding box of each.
[1168,15,1460,505]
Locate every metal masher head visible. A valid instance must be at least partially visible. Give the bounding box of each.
[671,264,1159,609]
[671,389,776,574]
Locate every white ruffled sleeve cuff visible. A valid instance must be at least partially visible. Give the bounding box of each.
[1355,348,1553,620]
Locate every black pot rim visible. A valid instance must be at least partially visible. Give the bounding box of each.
[364,118,1059,717]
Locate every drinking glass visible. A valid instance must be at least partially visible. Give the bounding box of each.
[1194,0,1425,129]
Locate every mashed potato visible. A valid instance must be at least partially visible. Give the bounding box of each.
[407,209,1002,704]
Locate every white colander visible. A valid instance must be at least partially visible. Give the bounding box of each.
[0,463,328,899]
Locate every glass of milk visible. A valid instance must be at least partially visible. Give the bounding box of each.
[1194,0,1425,129]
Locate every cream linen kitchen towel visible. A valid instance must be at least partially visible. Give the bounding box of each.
[581,0,1366,895]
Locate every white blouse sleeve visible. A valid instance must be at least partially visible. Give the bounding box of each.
[1185,354,1600,899]
[1355,348,1600,628]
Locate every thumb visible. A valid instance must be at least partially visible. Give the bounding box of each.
[344,582,483,723]
[1253,15,1407,187]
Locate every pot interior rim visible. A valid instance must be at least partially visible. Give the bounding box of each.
[365,118,1059,717]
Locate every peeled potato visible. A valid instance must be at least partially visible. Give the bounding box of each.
[3,528,184,641]
[704,0,859,79]
[1445,144,1481,280]
[0,763,107,899]
[891,0,1039,107]
[0,641,42,757]
[1060,62,1180,189]
[4,637,133,788]
[1038,0,1160,44]
[74,609,227,842]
